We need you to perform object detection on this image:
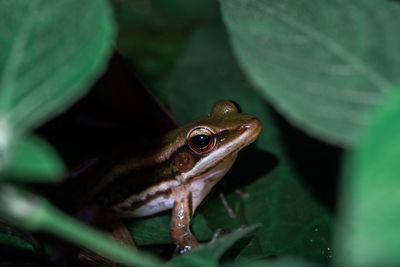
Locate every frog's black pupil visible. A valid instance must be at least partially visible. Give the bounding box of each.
[192,134,211,148]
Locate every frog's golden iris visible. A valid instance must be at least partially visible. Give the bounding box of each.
[188,127,215,153]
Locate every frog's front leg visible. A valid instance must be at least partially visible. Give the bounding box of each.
[170,186,200,253]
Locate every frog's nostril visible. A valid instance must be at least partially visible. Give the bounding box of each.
[248,117,262,135]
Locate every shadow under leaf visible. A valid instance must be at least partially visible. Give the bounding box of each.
[216,144,279,194]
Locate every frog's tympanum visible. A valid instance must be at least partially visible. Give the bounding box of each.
[92,100,262,253]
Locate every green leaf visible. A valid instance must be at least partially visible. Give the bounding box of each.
[0,135,64,181]
[336,87,400,266]
[0,184,161,267]
[0,0,115,131]
[165,25,332,264]
[220,0,400,147]
[168,225,261,267]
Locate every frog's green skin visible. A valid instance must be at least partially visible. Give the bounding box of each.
[92,100,262,252]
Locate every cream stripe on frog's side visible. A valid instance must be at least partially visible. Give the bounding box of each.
[113,154,237,217]
[114,180,179,216]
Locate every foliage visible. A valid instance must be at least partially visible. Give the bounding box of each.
[1,0,400,266]
[336,87,400,266]
[220,0,400,148]
[0,0,159,266]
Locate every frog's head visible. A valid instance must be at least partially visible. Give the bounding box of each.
[172,100,262,183]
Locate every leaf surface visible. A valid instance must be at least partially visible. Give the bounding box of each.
[0,136,64,181]
[336,87,400,266]
[168,225,260,267]
[220,0,400,147]
[0,0,115,131]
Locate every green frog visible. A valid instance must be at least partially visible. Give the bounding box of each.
[90,100,262,253]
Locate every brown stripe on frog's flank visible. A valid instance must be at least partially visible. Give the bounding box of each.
[98,159,180,207]
[97,146,203,207]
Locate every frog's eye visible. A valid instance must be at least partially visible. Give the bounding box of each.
[188,127,215,153]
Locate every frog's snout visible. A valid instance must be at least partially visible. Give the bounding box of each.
[250,117,262,134]
[245,116,262,143]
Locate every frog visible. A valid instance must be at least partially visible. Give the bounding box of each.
[91,100,262,253]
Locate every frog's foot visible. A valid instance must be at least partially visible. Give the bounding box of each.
[176,244,196,255]
[172,234,200,255]
[172,231,200,254]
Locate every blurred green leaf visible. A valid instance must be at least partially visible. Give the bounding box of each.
[0,184,161,267]
[0,0,115,131]
[164,25,332,264]
[0,135,64,181]
[220,0,400,147]
[168,224,260,267]
[336,87,400,266]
